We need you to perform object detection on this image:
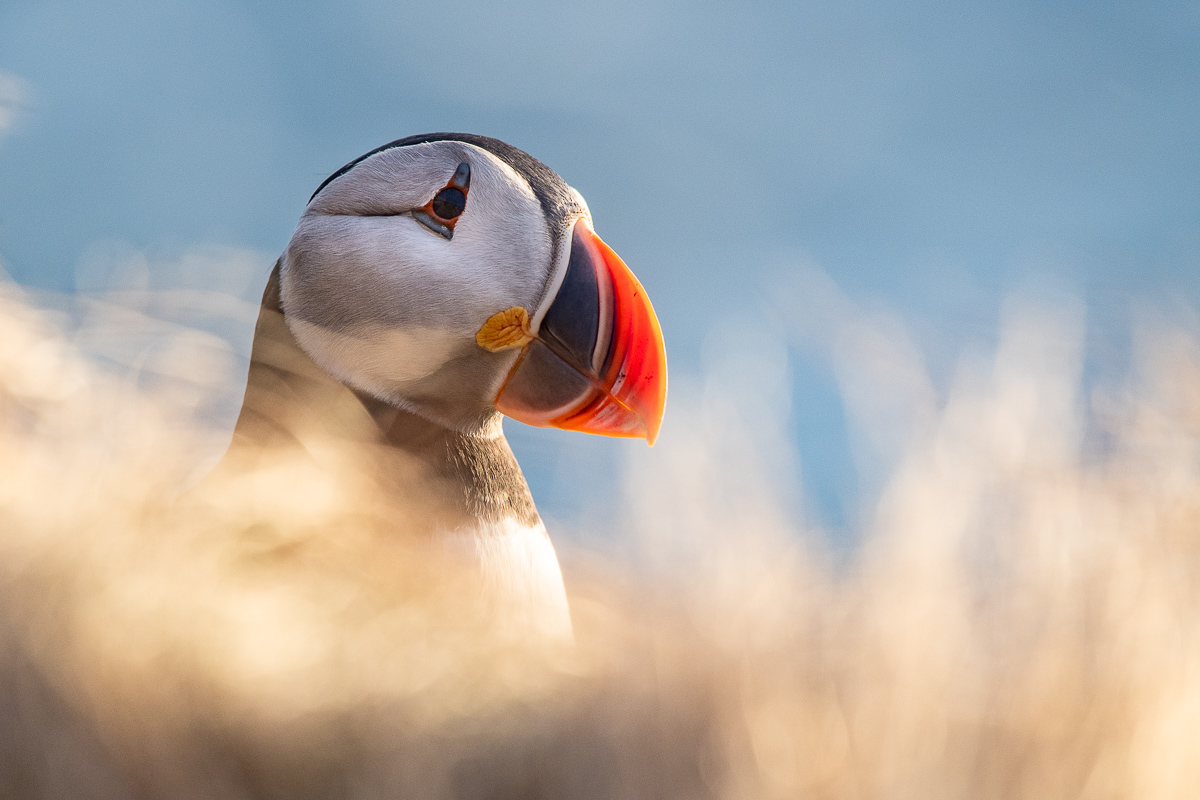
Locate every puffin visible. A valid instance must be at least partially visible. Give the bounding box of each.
[211,133,667,639]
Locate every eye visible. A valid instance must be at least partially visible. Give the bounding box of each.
[431,187,466,220]
[413,161,471,239]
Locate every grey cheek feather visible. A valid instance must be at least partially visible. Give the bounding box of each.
[285,215,475,326]
[282,219,473,394]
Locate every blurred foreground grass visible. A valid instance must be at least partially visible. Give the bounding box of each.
[1,267,1198,799]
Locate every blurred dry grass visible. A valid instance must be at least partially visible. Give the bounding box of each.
[1,261,1199,798]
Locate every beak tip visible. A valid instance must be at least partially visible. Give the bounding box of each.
[644,414,662,447]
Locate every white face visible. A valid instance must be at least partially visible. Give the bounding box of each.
[279,140,581,431]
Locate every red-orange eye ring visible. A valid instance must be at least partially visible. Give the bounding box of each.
[413,161,471,239]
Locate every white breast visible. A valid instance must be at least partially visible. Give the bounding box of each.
[440,518,573,641]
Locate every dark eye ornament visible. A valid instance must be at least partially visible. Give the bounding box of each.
[413,161,471,240]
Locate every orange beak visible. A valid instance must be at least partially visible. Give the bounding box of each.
[493,218,667,445]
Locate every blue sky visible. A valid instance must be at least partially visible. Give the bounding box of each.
[1,0,1198,536]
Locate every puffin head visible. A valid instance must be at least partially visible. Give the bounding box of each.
[280,134,667,443]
